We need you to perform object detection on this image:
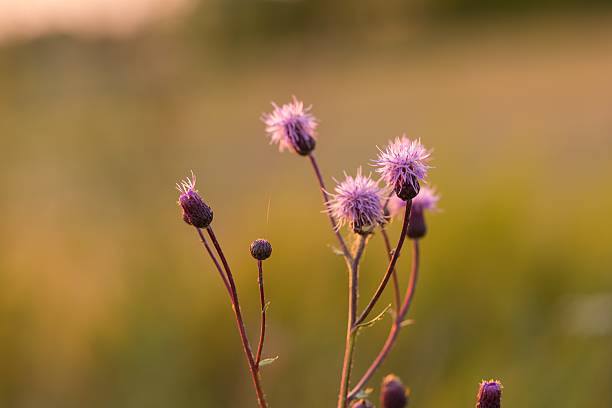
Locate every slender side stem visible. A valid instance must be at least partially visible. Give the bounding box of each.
[348,239,420,400]
[255,260,266,366]
[355,201,411,326]
[380,227,401,312]
[308,153,352,262]
[196,228,231,295]
[206,227,268,408]
[337,235,368,408]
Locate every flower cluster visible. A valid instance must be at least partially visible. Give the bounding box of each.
[175,96,501,408]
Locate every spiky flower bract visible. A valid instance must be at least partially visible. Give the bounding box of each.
[380,374,409,408]
[375,136,431,201]
[176,173,213,229]
[476,380,502,408]
[328,169,386,235]
[262,96,318,156]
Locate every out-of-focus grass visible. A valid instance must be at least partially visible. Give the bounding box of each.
[0,13,611,408]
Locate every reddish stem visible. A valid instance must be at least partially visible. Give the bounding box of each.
[380,227,401,312]
[308,153,352,261]
[355,201,411,326]
[337,235,368,408]
[206,227,268,408]
[196,228,231,295]
[255,260,266,366]
[348,239,420,400]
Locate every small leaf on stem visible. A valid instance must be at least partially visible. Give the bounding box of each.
[353,388,374,400]
[258,356,279,368]
[355,304,392,330]
[400,319,415,328]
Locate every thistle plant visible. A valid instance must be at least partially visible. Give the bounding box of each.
[176,97,501,407]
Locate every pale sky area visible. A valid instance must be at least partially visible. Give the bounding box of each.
[0,0,193,43]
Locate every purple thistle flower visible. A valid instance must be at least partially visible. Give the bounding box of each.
[262,96,318,156]
[476,380,502,408]
[380,374,409,408]
[176,173,213,229]
[374,136,431,201]
[327,169,386,235]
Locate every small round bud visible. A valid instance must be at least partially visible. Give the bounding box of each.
[476,380,502,408]
[250,239,272,260]
[177,175,213,229]
[351,399,374,408]
[381,375,409,408]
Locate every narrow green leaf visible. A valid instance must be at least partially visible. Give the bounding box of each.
[356,304,392,330]
[258,356,279,368]
[330,246,344,256]
[353,388,374,399]
[400,319,415,328]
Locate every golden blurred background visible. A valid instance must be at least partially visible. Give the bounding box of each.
[1,0,611,406]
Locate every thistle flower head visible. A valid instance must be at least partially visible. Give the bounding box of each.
[476,380,502,408]
[262,96,318,155]
[375,136,431,200]
[250,239,273,260]
[380,374,409,408]
[176,173,213,229]
[327,169,386,235]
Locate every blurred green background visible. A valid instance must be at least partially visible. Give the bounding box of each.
[1,0,612,407]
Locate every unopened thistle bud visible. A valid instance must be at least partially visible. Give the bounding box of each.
[250,239,273,260]
[176,174,213,229]
[351,399,374,408]
[476,380,502,408]
[262,96,318,156]
[407,187,440,239]
[375,136,431,201]
[327,169,386,235]
[380,375,409,408]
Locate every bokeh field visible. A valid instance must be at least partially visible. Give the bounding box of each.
[0,2,611,407]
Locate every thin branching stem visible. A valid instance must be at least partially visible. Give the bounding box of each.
[355,201,411,327]
[196,227,231,295]
[206,227,268,408]
[308,153,352,262]
[380,226,401,312]
[337,235,368,408]
[255,260,267,366]
[348,239,420,400]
